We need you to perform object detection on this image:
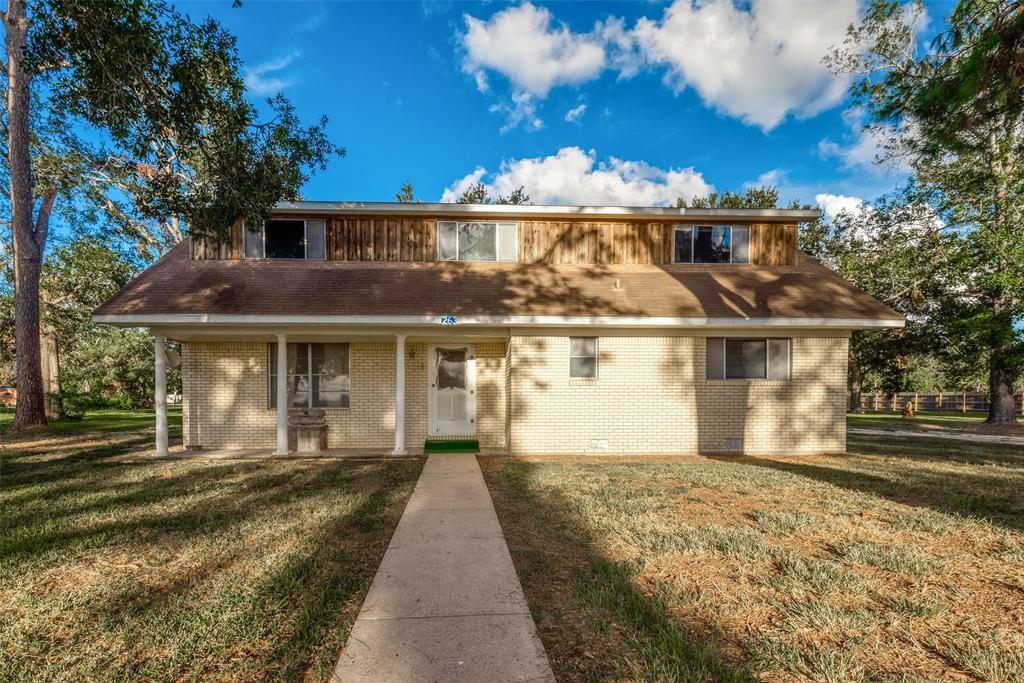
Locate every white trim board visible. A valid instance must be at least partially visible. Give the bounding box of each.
[93,313,905,330]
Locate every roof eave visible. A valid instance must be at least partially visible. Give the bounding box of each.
[274,201,821,223]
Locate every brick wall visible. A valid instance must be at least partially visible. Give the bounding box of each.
[181,340,506,450]
[508,335,848,455]
[181,335,846,455]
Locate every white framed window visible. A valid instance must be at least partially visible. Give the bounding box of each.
[569,337,598,379]
[269,342,350,408]
[706,338,789,380]
[673,225,750,264]
[437,221,518,262]
[244,219,326,260]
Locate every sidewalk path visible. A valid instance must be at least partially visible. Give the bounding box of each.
[332,454,555,682]
[850,427,1024,447]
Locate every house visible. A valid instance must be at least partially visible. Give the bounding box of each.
[93,201,903,457]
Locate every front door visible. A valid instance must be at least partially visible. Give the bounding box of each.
[429,344,476,436]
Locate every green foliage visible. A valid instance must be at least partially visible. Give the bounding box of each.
[23,0,344,246]
[828,0,1024,419]
[394,181,417,203]
[677,185,780,209]
[456,183,531,205]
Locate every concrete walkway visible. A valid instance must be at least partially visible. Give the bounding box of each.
[850,427,1024,446]
[332,454,555,682]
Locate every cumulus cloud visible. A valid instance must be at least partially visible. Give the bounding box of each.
[441,146,712,206]
[564,103,587,123]
[461,3,605,97]
[244,52,299,95]
[633,0,857,130]
[458,0,856,131]
[490,92,543,134]
[815,193,867,219]
[818,108,910,175]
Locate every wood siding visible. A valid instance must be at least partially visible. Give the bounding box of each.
[192,215,799,266]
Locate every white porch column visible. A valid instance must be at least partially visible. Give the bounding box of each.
[393,334,407,455]
[275,333,289,455]
[154,334,168,457]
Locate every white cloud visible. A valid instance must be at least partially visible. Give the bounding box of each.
[564,103,587,123]
[490,92,543,134]
[461,3,605,97]
[632,0,857,130]
[441,146,712,206]
[818,108,910,175]
[244,52,299,96]
[815,193,867,219]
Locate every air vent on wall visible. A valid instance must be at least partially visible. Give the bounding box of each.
[723,438,742,452]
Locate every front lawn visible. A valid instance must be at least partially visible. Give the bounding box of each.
[848,410,1023,437]
[482,434,1024,682]
[0,406,182,434]
[0,421,422,682]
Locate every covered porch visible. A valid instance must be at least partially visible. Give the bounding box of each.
[150,324,511,458]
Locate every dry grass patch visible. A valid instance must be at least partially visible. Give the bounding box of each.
[481,434,1024,682]
[0,424,422,682]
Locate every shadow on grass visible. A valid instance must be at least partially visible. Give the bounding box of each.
[727,435,1024,532]
[1,427,423,682]
[482,459,756,683]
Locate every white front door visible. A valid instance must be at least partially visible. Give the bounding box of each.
[429,344,476,436]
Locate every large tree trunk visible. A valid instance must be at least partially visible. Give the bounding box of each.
[849,363,864,413]
[40,325,64,420]
[986,344,1018,424]
[5,0,48,431]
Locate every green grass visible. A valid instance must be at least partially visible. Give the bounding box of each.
[481,431,1024,682]
[847,409,1023,436]
[0,406,182,434]
[0,415,422,682]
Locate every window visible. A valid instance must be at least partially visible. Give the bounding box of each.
[705,338,789,380]
[437,221,517,261]
[570,337,598,379]
[673,225,750,264]
[269,343,350,408]
[244,219,326,259]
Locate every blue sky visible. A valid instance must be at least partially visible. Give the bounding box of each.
[181,0,952,217]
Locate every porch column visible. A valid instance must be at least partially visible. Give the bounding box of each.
[154,334,168,456]
[275,333,289,455]
[393,334,407,455]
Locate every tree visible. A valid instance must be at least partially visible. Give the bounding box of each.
[395,181,417,203]
[828,0,1024,423]
[677,185,781,209]
[456,183,531,205]
[2,0,342,430]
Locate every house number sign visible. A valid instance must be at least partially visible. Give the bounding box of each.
[439,315,458,326]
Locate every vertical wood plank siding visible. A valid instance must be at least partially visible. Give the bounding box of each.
[192,216,799,266]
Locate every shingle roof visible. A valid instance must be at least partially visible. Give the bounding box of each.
[94,240,902,324]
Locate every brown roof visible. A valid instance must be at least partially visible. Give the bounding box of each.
[94,240,901,323]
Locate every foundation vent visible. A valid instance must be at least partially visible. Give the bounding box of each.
[723,438,743,452]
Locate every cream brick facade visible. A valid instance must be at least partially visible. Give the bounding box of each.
[181,340,507,451]
[181,334,847,455]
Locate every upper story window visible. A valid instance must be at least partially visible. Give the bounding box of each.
[673,225,749,264]
[437,221,518,262]
[244,219,326,260]
[706,337,789,380]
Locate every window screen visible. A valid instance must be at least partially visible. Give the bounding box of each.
[269,343,350,408]
[706,338,790,380]
[243,220,264,259]
[305,220,326,260]
[726,339,767,379]
[732,226,750,264]
[437,221,518,261]
[674,226,692,263]
[569,337,597,379]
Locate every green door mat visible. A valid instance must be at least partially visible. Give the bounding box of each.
[424,439,480,454]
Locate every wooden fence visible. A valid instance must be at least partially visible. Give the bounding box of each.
[854,391,1024,414]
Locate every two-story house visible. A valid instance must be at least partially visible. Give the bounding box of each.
[94,201,903,457]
